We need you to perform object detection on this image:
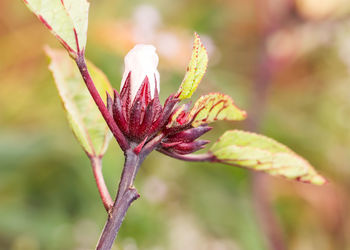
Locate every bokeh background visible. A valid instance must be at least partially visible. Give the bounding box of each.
[1,0,350,249]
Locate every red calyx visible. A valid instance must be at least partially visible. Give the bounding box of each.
[111,74,178,144]
[110,74,212,155]
[171,140,210,155]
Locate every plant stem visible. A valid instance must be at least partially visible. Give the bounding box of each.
[90,156,113,211]
[76,54,141,247]
[115,150,142,205]
[75,54,129,151]
[96,150,143,250]
[97,188,139,250]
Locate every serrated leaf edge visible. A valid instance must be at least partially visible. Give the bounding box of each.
[177,32,208,100]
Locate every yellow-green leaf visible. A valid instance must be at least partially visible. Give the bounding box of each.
[177,33,208,100]
[190,93,247,127]
[46,47,112,157]
[24,0,89,56]
[210,130,326,185]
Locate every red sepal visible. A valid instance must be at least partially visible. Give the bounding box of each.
[133,136,148,154]
[129,98,143,139]
[113,90,129,134]
[161,141,182,148]
[171,140,210,155]
[165,126,212,143]
[120,72,132,118]
[138,100,155,138]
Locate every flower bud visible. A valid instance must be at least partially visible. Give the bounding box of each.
[120,44,160,101]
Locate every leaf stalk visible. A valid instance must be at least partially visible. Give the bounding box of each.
[90,156,113,211]
[75,54,129,151]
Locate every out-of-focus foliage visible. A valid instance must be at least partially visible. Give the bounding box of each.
[46,47,112,157]
[1,0,350,249]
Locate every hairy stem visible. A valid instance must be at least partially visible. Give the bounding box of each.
[115,149,142,205]
[96,188,140,250]
[96,150,143,250]
[75,54,129,151]
[90,156,113,212]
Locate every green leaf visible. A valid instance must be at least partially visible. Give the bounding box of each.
[210,130,326,185]
[46,47,112,157]
[177,33,208,100]
[24,0,89,56]
[190,93,247,127]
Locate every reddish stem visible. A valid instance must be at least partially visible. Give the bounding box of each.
[90,156,113,212]
[75,54,129,151]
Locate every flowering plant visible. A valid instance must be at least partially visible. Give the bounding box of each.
[23,0,326,249]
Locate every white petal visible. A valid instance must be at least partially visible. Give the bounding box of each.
[120,44,160,100]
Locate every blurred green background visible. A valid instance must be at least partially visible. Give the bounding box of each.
[1,0,350,249]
